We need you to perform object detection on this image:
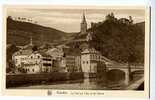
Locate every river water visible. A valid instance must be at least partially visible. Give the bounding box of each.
[15,78,125,90]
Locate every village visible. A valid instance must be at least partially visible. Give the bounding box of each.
[6,12,144,90]
[10,12,114,76]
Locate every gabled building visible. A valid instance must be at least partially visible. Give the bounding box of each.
[21,52,42,73]
[81,48,107,77]
[46,46,82,73]
[12,50,53,73]
[12,49,33,68]
[46,47,68,72]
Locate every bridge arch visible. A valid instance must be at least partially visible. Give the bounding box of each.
[107,69,125,82]
[106,64,144,85]
[107,67,130,85]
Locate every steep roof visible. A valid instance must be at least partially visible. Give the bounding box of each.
[13,49,33,56]
[46,48,64,58]
[37,51,51,58]
[81,48,100,54]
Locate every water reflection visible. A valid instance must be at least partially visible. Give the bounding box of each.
[16,77,124,90]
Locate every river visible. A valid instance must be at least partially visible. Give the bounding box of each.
[14,78,125,90]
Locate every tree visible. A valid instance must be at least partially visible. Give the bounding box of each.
[105,12,117,22]
[6,60,15,73]
[7,16,13,22]
[89,13,144,63]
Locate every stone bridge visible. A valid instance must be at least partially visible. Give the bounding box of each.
[106,63,144,85]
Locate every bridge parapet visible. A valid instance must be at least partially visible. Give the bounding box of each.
[106,63,144,72]
[106,63,144,85]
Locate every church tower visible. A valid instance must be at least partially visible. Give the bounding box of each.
[80,12,87,34]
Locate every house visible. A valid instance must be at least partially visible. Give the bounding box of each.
[75,55,82,72]
[65,55,76,72]
[81,48,107,74]
[46,47,64,59]
[35,52,52,73]
[46,47,67,72]
[46,47,80,73]
[12,50,53,73]
[62,48,81,72]
[12,49,33,69]
[58,55,80,73]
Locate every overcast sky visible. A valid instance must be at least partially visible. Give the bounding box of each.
[7,7,145,32]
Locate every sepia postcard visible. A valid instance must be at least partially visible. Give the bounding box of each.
[1,5,150,97]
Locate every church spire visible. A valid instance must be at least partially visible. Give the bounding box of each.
[82,11,86,23]
[80,11,87,34]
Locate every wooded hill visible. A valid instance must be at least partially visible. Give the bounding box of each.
[88,13,144,63]
[7,16,73,46]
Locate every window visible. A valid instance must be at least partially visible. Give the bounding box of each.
[38,56,40,58]
[83,61,85,64]
[93,55,95,59]
[43,63,51,66]
[15,59,18,63]
[87,61,88,64]
[43,58,51,61]
[97,55,99,59]
[32,69,34,72]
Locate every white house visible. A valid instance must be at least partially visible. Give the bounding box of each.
[22,51,53,73]
[12,50,53,73]
[81,48,107,73]
[12,49,33,69]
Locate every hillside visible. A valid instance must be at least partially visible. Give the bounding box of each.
[88,15,145,63]
[7,17,74,46]
[6,15,145,63]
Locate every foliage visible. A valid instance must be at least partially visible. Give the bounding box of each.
[6,44,19,73]
[7,44,19,61]
[90,13,144,63]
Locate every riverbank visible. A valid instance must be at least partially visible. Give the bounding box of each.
[6,72,84,88]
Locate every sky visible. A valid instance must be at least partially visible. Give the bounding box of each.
[7,7,145,33]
